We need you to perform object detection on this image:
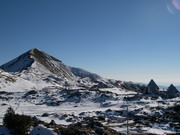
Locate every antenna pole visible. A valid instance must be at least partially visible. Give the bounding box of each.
[126,95,129,135]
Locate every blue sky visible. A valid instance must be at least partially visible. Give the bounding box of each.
[0,0,180,85]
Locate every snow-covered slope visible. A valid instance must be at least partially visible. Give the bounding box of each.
[0,71,34,92]
[69,66,102,80]
[30,125,58,135]
[0,86,179,134]
[0,69,60,92]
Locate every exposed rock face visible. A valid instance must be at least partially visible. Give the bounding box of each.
[30,48,74,78]
[121,81,146,93]
[167,84,179,93]
[0,48,74,78]
[90,82,114,89]
[147,79,159,93]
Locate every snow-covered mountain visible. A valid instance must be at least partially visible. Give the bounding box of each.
[1,48,74,78]
[0,48,180,135]
[0,49,104,92]
[1,48,104,81]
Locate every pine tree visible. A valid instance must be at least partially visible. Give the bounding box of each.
[3,107,32,135]
[3,107,15,129]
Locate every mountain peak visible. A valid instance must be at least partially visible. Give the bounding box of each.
[29,48,39,54]
[167,84,179,93]
[29,48,47,58]
[1,48,74,78]
[147,79,159,93]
